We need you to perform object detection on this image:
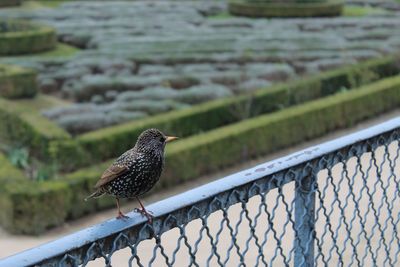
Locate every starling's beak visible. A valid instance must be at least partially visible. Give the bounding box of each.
[165,136,178,143]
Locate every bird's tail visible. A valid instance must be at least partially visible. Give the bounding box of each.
[84,190,105,201]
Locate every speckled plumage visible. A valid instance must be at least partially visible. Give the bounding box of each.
[85,128,177,221]
[104,146,163,198]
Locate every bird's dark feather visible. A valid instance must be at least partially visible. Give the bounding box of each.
[95,164,129,188]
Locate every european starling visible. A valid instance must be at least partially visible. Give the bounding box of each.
[85,128,178,222]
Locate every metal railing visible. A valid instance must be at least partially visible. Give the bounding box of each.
[2,118,400,267]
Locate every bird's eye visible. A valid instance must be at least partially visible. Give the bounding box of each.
[160,136,166,142]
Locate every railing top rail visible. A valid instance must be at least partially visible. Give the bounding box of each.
[1,117,400,267]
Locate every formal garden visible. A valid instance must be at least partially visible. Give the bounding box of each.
[1,0,400,235]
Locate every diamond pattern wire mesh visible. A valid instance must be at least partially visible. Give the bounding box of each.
[4,126,400,267]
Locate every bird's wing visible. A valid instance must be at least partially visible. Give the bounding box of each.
[94,163,129,188]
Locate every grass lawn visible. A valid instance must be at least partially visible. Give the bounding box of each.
[33,43,79,57]
[342,5,389,16]
[0,43,79,60]
[22,0,73,8]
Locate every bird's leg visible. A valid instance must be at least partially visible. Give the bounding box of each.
[134,197,153,223]
[115,198,129,219]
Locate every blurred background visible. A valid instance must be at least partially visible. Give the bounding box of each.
[1,0,400,262]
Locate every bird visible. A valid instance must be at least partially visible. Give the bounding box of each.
[85,128,178,223]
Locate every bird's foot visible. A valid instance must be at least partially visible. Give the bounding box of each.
[134,207,153,215]
[116,212,129,220]
[136,208,153,215]
[134,208,153,223]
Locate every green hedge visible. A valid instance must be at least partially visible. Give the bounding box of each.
[0,153,73,235]
[228,0,343,17]
[0,20,56,55]
[0,95,70,157]
[0,152,25,185]
[1,181,72,235]
[0,0,21,7]
[163,75,400,183]
[72,74,400,190]
[0,152,25,232]
[58,56,399,169]
[2,73,400,234]
[0,64,38,99]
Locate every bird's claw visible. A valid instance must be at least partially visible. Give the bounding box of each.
[134,208,153,223]
[116,212,129,220]
[133,208,153,215]
[133,208,153,216]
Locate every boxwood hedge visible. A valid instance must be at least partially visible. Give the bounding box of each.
[0,0,21,7]
[228,0,344,17]
[0,152,26,232]
[2,73,400,234]
[0,20,56,55]
[0,64,38,99]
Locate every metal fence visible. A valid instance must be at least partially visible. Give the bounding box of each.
[2,118,400,267]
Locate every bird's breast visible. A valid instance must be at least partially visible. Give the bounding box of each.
[107,153,164,198]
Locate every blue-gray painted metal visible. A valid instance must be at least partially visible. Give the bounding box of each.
[294,173,316,267]
[2,117,400,266]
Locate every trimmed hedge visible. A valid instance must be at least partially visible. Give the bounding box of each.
[0,152,25,186]
[58,56,400,169]
[2,71,400,234]
[0,95,70,157]
[163,75,400,183]
[0,64,38,99]
[0,20,56,55]
[228,0,343,17]
[0,152,25,232]
[0,0,21,7]
[0,153,72,235]
[1,181,72,235]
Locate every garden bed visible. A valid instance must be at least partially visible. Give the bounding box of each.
[54,56,400,170]
[1,56,399,170]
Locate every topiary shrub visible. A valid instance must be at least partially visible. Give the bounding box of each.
[0,0,21,7]
[228,0,344,18]
[0,64,38,99]
[2,181,72,234]
[0,20,56,55]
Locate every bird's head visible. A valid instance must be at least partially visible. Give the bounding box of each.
[135,128,178,153]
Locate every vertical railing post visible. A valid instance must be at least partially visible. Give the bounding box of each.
[294,174,316,267]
